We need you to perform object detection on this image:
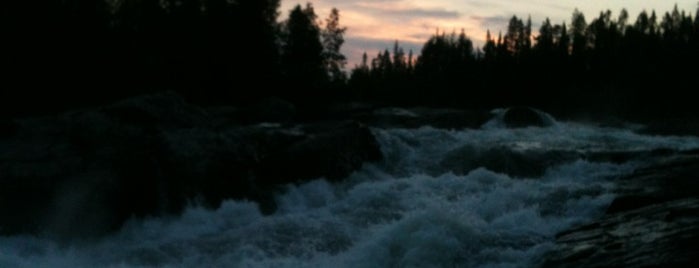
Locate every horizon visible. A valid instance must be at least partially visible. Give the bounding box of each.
[281,0,698,68]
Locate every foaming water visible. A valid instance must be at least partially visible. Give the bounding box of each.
[3,120,699,267]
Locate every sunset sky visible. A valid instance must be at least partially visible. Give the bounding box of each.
[281,0,698,68]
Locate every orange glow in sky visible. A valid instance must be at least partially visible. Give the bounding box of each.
[281,1,698,69]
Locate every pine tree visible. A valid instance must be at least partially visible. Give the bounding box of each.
[457,29,474,61]
[570,9,588,57]
[504,16,525,56]
[322,8,347,83]
[282,4,325,89]
[535,18,554,53]
[392,40,406,72]
[618,9,629,34]
[483,30,497,62]
[524,16,532,51]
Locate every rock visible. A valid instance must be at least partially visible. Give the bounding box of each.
[100,91,209,129]
[612,154,699,205]
[0,118,18,138]
[502,107,551,128]
[154,125,305,212]
[240,97,296,124]
[361,107,490,129]
[542,198,699,268]
[326,102,376,119]
[206,106,242,128]
[204,98,296,127]
[542,153,699,267]
[259,121,382,185]
[0,94,381,239]
[412,107,491,129]
[605,195,667,214]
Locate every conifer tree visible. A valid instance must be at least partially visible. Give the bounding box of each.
[322,8,347,83]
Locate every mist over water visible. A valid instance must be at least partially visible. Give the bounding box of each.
[3,118,699,267]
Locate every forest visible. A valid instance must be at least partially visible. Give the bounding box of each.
[2,1,699,121]
[352,6,699,120]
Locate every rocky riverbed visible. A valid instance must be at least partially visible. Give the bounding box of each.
[541,153,699,267]
[0,93,383,239]
[2,93,699,267]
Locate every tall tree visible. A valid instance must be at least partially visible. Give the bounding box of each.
[483,30,497,62]
[524,16,533,52]
[570,9,588,57]
[349,52,371,99]
[535,18,555,54]
[457,29,475,61]
[392,40,407,72]
[322,8,347,83]
[282,4,325,91]
[504,16,525,56]
[618,9,629,34]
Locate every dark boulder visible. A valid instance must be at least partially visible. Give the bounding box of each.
[0,94,381,239]
[100,91,209,129]
[0,118,18,138]
[542,198,699,268]
[240,97,296,124]
[502,107,551,128]
[612,154,699,205]
[205,98,296,127]
[542,153,699,267]
[259,121,382,185]
[360,107,490,129]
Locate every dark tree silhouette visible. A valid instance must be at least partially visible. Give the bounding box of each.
[4,1,699,123]
[570,9,589,61]
[3,0,288,115]
[503,16,530,57]
[347,4,698,120]
[483,30,498,63]
[282,4,326,101]
[322,8,348,85]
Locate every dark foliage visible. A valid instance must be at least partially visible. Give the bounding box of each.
[2,0,346,117]
[349,5,699,120]
[3,2,698,122]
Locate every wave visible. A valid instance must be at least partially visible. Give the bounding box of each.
[2,120,699,267]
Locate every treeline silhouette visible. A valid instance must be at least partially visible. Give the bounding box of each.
[3,1,345,116]
[349,6,699,120]
[3,2,698,121]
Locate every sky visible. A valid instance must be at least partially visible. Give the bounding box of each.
[280,0,698,69]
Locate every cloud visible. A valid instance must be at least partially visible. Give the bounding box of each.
[378,7,461,19]
[282,0,699,69]
[471,15,511,30]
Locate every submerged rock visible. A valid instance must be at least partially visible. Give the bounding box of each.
[440,145,579,178]
[0,93,381,239]
[360,107,490,129]
[502,107,552,128]
[0,119,18,138]
[259,121,382,185]
[238,97,296,124]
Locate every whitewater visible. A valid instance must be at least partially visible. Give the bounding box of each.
[3,116,699,267]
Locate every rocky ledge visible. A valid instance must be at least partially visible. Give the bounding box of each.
[0,93,382,239]
[542,153,699,267]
